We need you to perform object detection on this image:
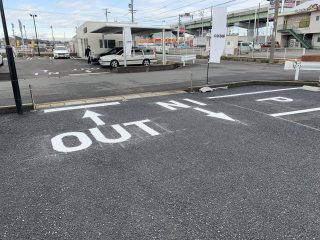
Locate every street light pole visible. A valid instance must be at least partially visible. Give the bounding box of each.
[30,14,40,56]
[269,0,280,63]
[0,0,22,114]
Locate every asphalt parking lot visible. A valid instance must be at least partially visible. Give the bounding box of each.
[1,85,319,239]
[1,57,320,107]
[12,57,109,79]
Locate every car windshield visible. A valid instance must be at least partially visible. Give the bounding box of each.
[108,48,122,55]
[55,47,67,50]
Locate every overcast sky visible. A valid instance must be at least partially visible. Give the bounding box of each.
[2,0,269,41]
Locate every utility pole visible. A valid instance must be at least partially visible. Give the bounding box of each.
[30,14,40,56]
[104,8,110,22]
[128,0,134,23]
[199,11,204,37]
[0,0,22,114]
[177,15,180,46]
[257,3,260,43]
[269,0,280,63]
[50,26,55,46]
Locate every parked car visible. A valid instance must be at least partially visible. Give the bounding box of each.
[99,48,157,68]
[261,41,281,49]
[53,46,70,59]
[238,42,250,54]
[249,42,261,51]
[90,47,123,64]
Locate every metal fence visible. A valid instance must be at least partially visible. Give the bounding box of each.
[225,48,320,60]
[167,47,208,56]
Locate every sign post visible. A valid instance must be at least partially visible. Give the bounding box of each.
[123,26,132,67]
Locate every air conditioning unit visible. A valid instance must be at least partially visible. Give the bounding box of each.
[289,39,301,48]
[289,39,296,48]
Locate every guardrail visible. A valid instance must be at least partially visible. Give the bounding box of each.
[284,60,320,80]
[156,54,196,66]
[229,47,310,60]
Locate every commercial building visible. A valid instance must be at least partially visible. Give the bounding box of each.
[276,0,320,48]
[73,21,174,58]
[74,21,123,58]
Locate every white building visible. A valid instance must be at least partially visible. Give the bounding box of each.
[276,0,320,48]
[74,21,123,58]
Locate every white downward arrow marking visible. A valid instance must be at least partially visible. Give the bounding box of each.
[83,110,105,126]
[194,108,236,122]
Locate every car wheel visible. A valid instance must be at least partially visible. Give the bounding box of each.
[142,59,150,66]
[110,60,119,68]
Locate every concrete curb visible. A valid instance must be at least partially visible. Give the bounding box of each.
[1,80,318,114]
[0,90,186,114]
[188,80,320,92]
[110,63,181,73]
[0,104,34,114]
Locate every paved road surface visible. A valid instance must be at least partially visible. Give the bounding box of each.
[1,58,319,106]
[1,86,319,239]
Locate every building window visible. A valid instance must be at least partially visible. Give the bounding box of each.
[108,40,116,48]
[103,40,116,48]
[316,16,320,21]
[99,40,103,48]
[318,37,320,43]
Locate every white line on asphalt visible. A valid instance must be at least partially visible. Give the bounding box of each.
[44,102,120,113]
[270,107,320,117]
[193,107,236,121]
[69,72,108,76]
[183,99,207,106]
[223,102,320,132]
[208,87,301,99]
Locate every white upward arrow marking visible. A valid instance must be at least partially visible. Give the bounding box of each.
[194,108,236,122]
[83,110,105,126]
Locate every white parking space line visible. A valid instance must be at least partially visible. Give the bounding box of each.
[208,87,301,99]
[270,107,320,117]
[183,99,207,106]
[224,102,320,132]
[69,72,108,76]
[44,102,120,113]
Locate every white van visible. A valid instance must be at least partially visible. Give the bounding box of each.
[238,42,250,54]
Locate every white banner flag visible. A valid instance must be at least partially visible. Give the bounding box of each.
[18,19,25,46]
[123,26,132,56]
[209,7,227,63]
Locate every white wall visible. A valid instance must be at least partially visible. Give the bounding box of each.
[309,11,320,33]
[75,21,124,57]
[312,33,320,48]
